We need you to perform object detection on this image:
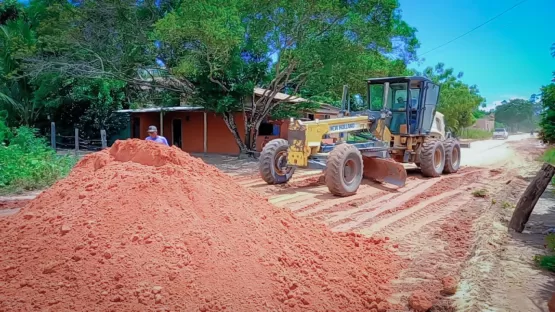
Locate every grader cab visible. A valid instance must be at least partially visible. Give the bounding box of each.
[259,76,461,197]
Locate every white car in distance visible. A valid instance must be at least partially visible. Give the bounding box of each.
[493,128,509,140]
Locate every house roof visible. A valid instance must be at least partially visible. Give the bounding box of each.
[366,76,432,83]
[116,106,204,113]
[254,88,307,103]
[315,104,340,114]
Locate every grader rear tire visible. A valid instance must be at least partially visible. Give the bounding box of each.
[259,139,295,184]
[443,139,461,174]
[419,140,445,177]
[325,144,363,197]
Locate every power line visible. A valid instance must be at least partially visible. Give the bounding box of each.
[419,0,531,57]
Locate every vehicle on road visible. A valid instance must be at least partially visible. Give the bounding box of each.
[493,128,509,140]
[259,76,461,197]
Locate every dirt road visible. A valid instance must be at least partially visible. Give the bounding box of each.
[230,134,551,311]
[1,134,550,310]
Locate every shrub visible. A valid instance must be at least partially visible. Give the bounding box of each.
[457,128,492,140]
[472,188,488,197]
[535,234,555,272]
[0,122,76,194]
[542,148,555,165]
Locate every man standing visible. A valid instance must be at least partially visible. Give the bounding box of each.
[145,125,169,146]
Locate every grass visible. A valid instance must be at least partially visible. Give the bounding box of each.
[458,128,493,140]
[535,234,555,272]
[541,148,555,185]
[542,148,555,165]
[472,188,488,198]
[0,124,76,195]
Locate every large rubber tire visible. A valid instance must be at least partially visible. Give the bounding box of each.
[325,144,363,197]
[443,139,461,174]
[259,139,295,184]
[419,140,445,177]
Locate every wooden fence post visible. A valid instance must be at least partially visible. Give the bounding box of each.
[74,128,79,156]
[509,163,555,233]
[100,130,107,149]
[50,122,56,150]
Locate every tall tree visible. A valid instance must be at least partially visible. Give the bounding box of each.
[9,0,188,138]
[495,99,539,133]
[419,63,485,133]
[154,0,419,154]
[0,1,41,126]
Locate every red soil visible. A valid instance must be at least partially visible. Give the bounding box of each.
[0,139,404,311]
[0,199,29,210]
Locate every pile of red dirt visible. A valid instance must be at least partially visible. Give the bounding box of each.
[0,199,30,210]
[0,139,404,311]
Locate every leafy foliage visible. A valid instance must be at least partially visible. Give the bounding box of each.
[0,119,75,193]
[154,0,419,153]
[419,63,485,134]
[542,148,555,165]
[539,83,555,143]
[495,99,540,133]
[0,0,492,156]
[458,128,492,140]
[534,234,555,272]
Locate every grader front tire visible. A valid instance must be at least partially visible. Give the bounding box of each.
[325,144,363,197]
[259,139,294,184]
[443,139,461,174]
[419,140,446,178]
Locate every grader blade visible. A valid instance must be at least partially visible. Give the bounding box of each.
[362,157,407,187]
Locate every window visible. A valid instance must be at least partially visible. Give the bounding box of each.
[369,82,409,111]
[307,114,315,120]
[409,88,421,109]
[369,84,384,111]
[258,122,274,136]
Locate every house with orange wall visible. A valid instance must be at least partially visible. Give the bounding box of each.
[117,89,340,155]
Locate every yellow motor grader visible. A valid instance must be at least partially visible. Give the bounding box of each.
[259,76,461,196]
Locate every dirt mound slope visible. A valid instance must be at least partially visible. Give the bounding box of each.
[0,139,403,311]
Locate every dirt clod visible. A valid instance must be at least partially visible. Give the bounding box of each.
[60,224,72,235]
[549,292,555,312]
[409,290,433,312]
[441,276,458,295]
[152,286,162,294]
[0,139,403,311]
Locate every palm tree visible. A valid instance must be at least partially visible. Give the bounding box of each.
[0,18,39,126]
[0,91,16,105]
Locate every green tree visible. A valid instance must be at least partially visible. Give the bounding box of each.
[154,0,419,154]
[0,1,41,126]
[419,63,485,133]
[539,82,555,142]
[9,0,187,137]
[539,44,555,143]
[495,99,539,133]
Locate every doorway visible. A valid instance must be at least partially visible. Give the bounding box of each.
[132,117,141,138]
[172,119,182,148]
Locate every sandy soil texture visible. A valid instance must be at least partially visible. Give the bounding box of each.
[2,134,553,311]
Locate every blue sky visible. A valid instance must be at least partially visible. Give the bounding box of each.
[398,0,555,110]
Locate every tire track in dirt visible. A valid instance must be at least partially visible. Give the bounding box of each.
[347,169,489,233]
[239,170,321,188]
[304,176,431,219]
[329,178,441,232]
[355,190,467,237]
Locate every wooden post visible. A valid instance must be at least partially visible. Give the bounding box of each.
[50,122,56,150]
[509,163,555,233]
[100,130,107,149]
[159,111,164,136]
[203,111,207,154]
[74,128,79,156]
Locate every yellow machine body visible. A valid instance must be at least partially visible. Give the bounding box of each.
[286,116,370,167]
